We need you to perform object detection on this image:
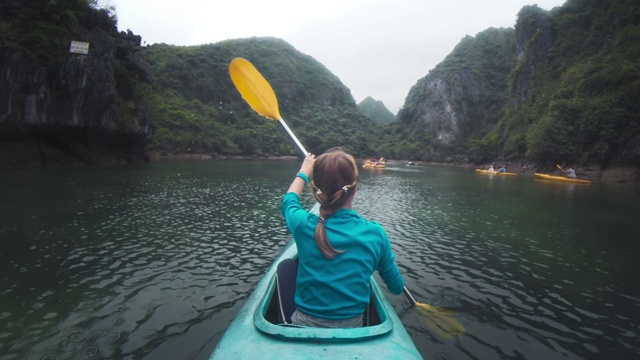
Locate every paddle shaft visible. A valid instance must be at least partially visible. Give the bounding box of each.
[279,118,308,156]
[557,164,568,175]
[403,286,418,306]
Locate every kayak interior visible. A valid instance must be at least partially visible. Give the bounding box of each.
[254,259,393,342]
[210,202,423,359]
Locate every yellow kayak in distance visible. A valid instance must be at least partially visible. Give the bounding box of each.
[475,169,517,176]
[363,160,386,168]
[534,173,592,185]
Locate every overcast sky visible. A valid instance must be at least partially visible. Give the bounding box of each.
[111,0,566,114]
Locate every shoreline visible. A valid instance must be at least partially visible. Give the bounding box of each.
[149,153,299,161]
[151,153,640,187]
[393,159,640,187]
[2,150,638,186]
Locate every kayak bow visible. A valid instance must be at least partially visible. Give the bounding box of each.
[210,212,422,359]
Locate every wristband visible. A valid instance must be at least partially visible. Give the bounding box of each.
[296,172,310,185]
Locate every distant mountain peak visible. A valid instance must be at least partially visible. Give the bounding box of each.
[358,97,395,124]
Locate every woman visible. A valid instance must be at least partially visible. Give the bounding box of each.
[280,148,405,328]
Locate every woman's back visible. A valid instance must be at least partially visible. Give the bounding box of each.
[282,198,404,319]
[280,148,405,327]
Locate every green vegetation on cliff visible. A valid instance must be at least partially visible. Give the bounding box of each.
[144,38,378,157]
[0,0,116,63]
[513,0,640,167]
[1,0,148,126]
[478,1,640,166]
[2,0,638,171]
[382,27,517,162]
[383,0,639,168]
[0,0,151,167]
[143,0,638,168]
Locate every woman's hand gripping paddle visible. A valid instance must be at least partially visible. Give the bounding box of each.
[229,58,308,156]
[404,286,465,339]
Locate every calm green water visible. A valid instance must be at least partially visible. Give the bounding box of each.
[1,160,638,359]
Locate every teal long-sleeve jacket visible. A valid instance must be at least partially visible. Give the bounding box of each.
[281,192,405,320]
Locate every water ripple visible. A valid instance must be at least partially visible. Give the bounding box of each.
[1,161,638,359]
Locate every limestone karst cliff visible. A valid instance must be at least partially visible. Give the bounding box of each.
[386,0,639,171]
[389,27,517,162]
[0,1,151,169]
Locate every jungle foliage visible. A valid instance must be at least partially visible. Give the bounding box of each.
[4,0,639,168]
[382,27,518,162]
[0,0,116,64]
[1,0,148,134]
[376,0,639,167]
[144,38,379,157]
[483,0,640,166]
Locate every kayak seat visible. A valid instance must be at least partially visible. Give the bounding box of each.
[275,258,378,328]
[276,259,298,324]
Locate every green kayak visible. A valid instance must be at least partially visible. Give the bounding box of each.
[209,240,422,359]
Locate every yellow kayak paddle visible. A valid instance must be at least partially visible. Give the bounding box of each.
[229,57,308,156]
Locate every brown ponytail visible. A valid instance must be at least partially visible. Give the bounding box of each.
[310,148,358,259]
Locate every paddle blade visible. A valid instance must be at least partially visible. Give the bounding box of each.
[556,164,563,170]
[415,302,465,340]
[229,58,281,121]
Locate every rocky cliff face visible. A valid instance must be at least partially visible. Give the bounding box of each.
[0,30,151,169]
[509,5,555,110]
[506,1,640,168]
[395,28,517,154]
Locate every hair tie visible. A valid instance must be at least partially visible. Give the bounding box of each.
[311,181,323,195]
[341,180,357,193]
[318,217,325,224]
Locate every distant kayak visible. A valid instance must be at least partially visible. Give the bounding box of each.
[534,173,592,184]
[363,163,386,168]
[475,169,517,176]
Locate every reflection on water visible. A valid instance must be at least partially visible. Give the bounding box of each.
[359,165,640,359]
[0,161,294,359]
[1,161,638,359]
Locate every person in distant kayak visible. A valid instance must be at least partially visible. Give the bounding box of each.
[566,167,577,178]
[498,165,507,173]
[280,148,405,328]
[488,165,495,171]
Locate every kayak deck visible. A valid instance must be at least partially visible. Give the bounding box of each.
[210,240,422,359]
[475,169,517,176]
[534,173,592,184]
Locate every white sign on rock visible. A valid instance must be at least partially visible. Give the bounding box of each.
[69,41,89,54]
